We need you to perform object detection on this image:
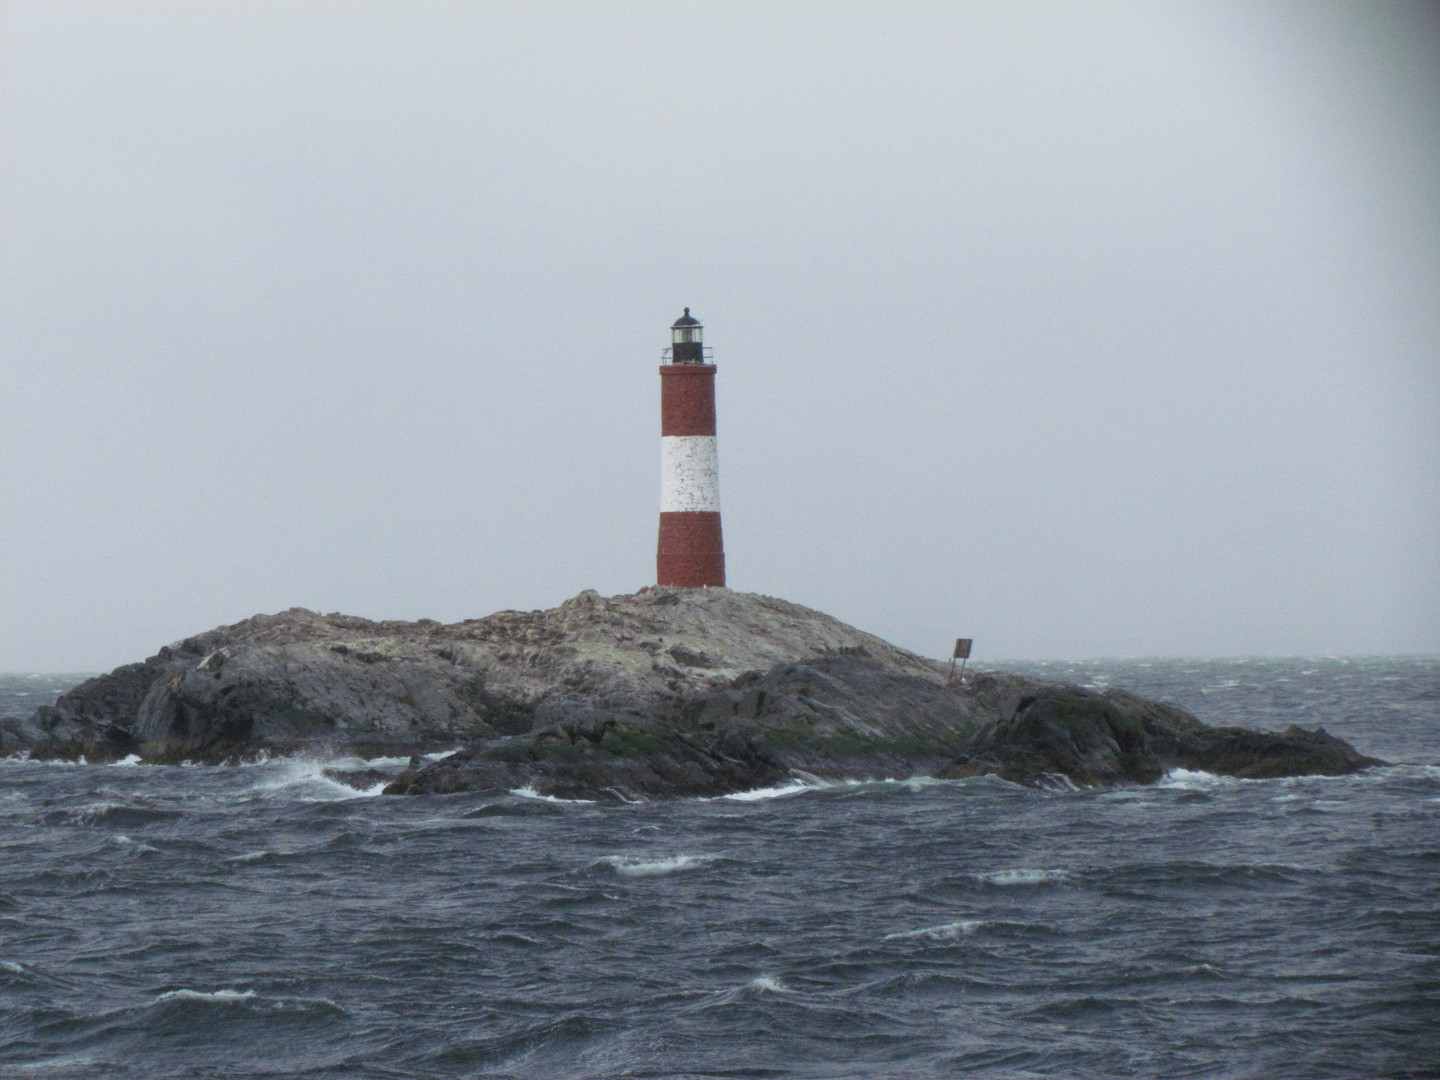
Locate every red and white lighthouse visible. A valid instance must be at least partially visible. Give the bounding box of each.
[657,308,725,587]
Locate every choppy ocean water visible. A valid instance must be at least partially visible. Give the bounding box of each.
[1,656,1437,1080]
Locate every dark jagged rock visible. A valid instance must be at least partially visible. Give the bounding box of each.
[936,674,1385,787]
[6,588,1385,795]
[379,653,985,800]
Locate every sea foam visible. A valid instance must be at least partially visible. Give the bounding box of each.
[746,974,787,992]
[510,785,595,804]
[248,760,388,800]
[975,868,1071,886]
[598,853,718,877]
[155,988,256,1004]
[720,780,819,802]
[883,919,987,941]
[1156,768,1234,790]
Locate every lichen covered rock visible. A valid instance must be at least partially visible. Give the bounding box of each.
[7,588,1384,795]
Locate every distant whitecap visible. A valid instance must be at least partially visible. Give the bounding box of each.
[598,853,718,877]
[883,919,987,941]
[975,868,1071,886]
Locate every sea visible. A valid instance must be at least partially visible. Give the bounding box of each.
[1,656,1436,1080]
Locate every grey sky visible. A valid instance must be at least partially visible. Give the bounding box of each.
[2,2,1437,671]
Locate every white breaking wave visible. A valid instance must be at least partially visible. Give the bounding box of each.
[1037,772,1082,792]
[0,960,25,974]
[714,773,1008,803]
[975,868,1071,886]
[1157,768,1233,790]
[112,834,158,853]
[0,753,83,767]
[323,754,410,770]
[747,974,787,992]
[885,776,963,792]
[510,785,595,804]
[111,754,143,766]
[598,853,718,877]
[323,748,456,770]
[227,752,273,767]
[720,780,820,802]
[225,849,282,863]
[883,919,987,941]
[248,760,388,800]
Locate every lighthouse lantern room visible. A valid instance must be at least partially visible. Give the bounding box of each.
[669,307,706,363]
[657,309,725,587]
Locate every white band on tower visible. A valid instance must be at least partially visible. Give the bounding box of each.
[660,435,720,513]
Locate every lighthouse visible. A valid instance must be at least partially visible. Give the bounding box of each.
[657,308,725,587]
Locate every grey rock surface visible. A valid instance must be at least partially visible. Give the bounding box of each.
[8,587,1384,796]
[12,588,951,759]
[938,674,1385,787]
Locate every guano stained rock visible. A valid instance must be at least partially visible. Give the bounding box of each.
[4,588,1383,797]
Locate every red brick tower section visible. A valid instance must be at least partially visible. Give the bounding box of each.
[657,308,725,587]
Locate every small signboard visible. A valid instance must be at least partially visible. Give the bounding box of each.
[947,638,974,685]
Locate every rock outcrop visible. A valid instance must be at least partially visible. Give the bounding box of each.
[939,674,1382,788]
[4,588,1384,797]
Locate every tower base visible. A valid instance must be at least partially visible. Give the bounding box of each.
[657,511,725,587]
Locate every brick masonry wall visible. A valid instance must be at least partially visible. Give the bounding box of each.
[659,365,717,436]
[657,511,725,587]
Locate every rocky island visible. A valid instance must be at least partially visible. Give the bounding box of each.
[4,588,1382,799]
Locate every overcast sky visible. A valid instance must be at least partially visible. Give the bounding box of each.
[2,2,1437,671]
